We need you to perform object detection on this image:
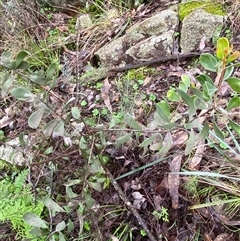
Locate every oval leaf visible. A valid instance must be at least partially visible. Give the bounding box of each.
[43,197,65,215]
[167,89,181,101]
[225,77,240,92]
[71,107,80,119]
[223,65,234,80]
[227,96,240,111]
[28,109,44,129]
[199,53,218,72]
[55,221,66,232]
[11,87,36,101]
[43,119,59,136]
[23,212,48,229]
[2,76,14,97]
[53,121,65,137]
[124,113,142,130]
[216,37,230,60]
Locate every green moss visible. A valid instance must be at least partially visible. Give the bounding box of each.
[179,0,226,21]
[0,169,44,240]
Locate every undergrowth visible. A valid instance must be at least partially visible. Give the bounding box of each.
[0,1,240,240]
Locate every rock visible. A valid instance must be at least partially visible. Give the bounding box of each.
[95,9,178,68]
[180,9,224,53]
[75,14,93,31]
[0,137,30,166]
[126,31,174,62]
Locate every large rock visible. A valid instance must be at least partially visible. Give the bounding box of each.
[95,9,178,68]
[180,9,224,53]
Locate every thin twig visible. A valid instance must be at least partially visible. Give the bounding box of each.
[100,162,158,241]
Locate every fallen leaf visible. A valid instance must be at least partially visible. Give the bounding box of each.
[132,191,146,209]
[101,78,112,113]
[168,154,182,209]
[188,140,205,170]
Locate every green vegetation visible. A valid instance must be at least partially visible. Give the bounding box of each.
[0,0,239,240]
[0,168,44,240]
[179,0,226,21]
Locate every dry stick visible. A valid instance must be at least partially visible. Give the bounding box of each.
[108,52,205,72]
[102,164,158,241]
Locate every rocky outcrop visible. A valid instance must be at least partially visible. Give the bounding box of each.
[95,9,178,68]
[95,6,224,69]
[180,9,224,53]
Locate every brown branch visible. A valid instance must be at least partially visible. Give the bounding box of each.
[101,164,158,241]
[108,52,206,72]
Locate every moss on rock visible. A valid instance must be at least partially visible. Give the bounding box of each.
[179,0,226,21]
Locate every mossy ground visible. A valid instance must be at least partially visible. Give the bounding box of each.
[179,0,227,21]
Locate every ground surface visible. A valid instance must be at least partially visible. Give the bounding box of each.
[0,1,240,241]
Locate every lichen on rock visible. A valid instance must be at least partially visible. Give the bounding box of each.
[179,0,226,21]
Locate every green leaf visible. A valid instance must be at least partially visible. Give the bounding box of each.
[196,74,214,86]
[115,133,131,148]
[89,181,102,192]
[203,81,217,97]
[1,75,14,97]
[190,87,209,101]
[43,119,59,136]
[55,221,66,232]
[199,53,218,72]
[23,212,48,229]
[179,75,190,92]
[59,232,66,241]
[1,61,16,69]
[46,63,57,81]
[84,192,95,208]
[124,113,142,130]
[155,103,170,123]
[167,89,181,101]
[216,37,230,60]
[158,100,170,117]
[11,87,36,101]
[225,77,240,92]
[17,61,29,69]
[158,132,172,157]
[28,109,44,129]
[43,197,65,215]
[71,107,81,119]
[185,129,195,155]
[229,120,240,136]
[196,121,209,142]
[139,134,158,155]
[30,70,46,85]
[212,118,224,140]
[227,96,240,110]
[177,89,196,119]
[15,51,29,68]
[1,51,12,62]
[223,65,234,80]
[53,121,65,137]
[29,227,44,237]
[194,97,208,109]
